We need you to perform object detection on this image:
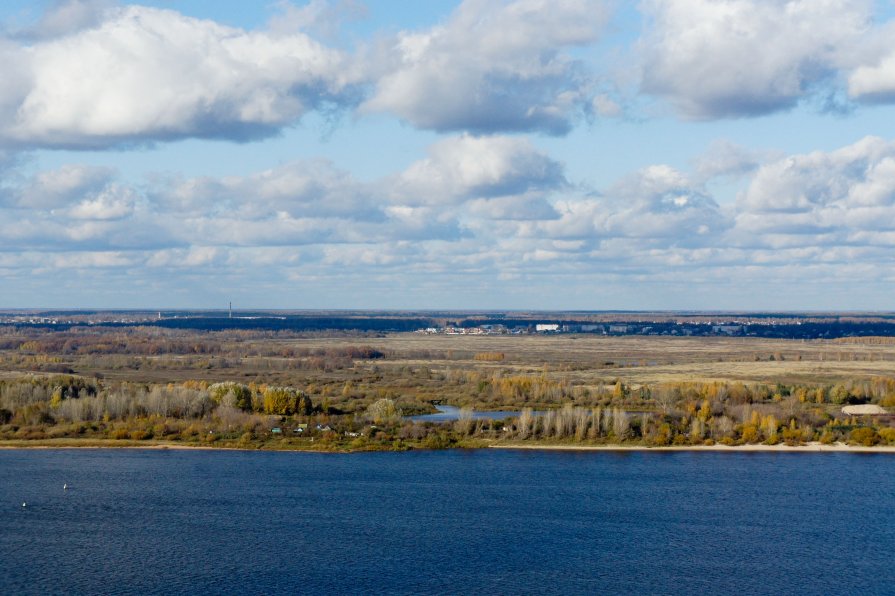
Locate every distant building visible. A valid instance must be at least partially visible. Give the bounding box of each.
[536,324,560,332]
[608,325,629,334]
[712,325,743,335]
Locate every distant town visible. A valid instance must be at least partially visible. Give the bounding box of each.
[3,309,895,340]
[418,322,747,336]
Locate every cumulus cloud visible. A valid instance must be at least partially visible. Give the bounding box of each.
[362,0,612,134]
[67,184,137,220]
[602,165,725,240]
[846,21,895,103]
[153,160,379,220]
[0,4,360,148]
[692,139,771,182]
[17,0,115,40]
[4,164,115,208]
[735,136,895,239]
[639,0,871,119]
[7,134,895,308]
[0,0,621,148]
[267,0,367,39]
[392,134,567,205]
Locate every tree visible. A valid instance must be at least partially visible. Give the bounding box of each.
[262,386,310,416]
[209,382,253,411]
[850,427,879,447]
[517,408,534,439]
[366,398,401,424]
[455,407,474,435]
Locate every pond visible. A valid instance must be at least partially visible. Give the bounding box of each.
[407,404,538,423]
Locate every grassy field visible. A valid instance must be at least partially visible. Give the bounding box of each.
[280,333,895,386]
[5,331,895,388]
[3,328,895,450]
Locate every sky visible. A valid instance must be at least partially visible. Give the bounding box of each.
[3,0,895,310]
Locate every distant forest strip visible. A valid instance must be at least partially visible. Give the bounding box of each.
[5,314,895,339]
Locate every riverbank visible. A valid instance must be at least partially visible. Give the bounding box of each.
[492,442,895,453]
[0,439,324,452]
[3,438,895,453]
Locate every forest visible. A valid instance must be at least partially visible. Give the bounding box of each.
[1,325,894,450]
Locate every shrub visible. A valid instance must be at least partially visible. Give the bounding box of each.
[741,425,759,443]
[878,427,895,445]
[474,352,505,362]
[651,423,672,446]
[850,427,879,447]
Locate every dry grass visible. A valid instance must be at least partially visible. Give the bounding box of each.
[328,334,895,386]
[5,332,895,388]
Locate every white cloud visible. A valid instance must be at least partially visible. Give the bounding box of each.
[362,0,611,134]
[393,134,566,205]
[154,159,378,220]
[639,0,871,118]
[734,136,895,241]
[67,184,137,220]
[692,139,772,183]
[20,0,115,40]
[846,21,895,103]
[267,0,368,39]
[6,164,115,208]
[6,134,895,308]
[0,4,359,148]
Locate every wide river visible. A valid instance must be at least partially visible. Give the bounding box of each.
[1,448,893,595]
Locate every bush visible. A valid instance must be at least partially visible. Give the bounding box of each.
[878,427,895,445]
[110,428,130,440]
[651,423,672,446]
[850,427,879,447]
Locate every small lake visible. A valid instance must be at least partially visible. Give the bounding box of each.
[408,404,532,422]
[2,449,894,594]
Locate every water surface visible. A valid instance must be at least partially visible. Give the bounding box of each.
[408,404,534,422]
[1,448,893,595]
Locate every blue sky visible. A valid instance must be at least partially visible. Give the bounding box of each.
[3,0,895,310]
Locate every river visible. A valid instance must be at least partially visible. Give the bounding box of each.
[1,448,893,594]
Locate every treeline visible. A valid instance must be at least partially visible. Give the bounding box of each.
[8,331,386,360]
[442,372,895,408]
[2,373,895,449]
[495,404,895,447]
[0,377,313,423]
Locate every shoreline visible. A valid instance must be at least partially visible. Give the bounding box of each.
[491,442,895,453]
[2,439,895,453]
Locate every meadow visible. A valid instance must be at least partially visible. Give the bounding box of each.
[1,325,894,450]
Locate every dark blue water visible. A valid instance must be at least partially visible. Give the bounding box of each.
[2,449,894,595]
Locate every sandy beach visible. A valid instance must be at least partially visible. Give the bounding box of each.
[2,439,895,453]
[492,442,895,453]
